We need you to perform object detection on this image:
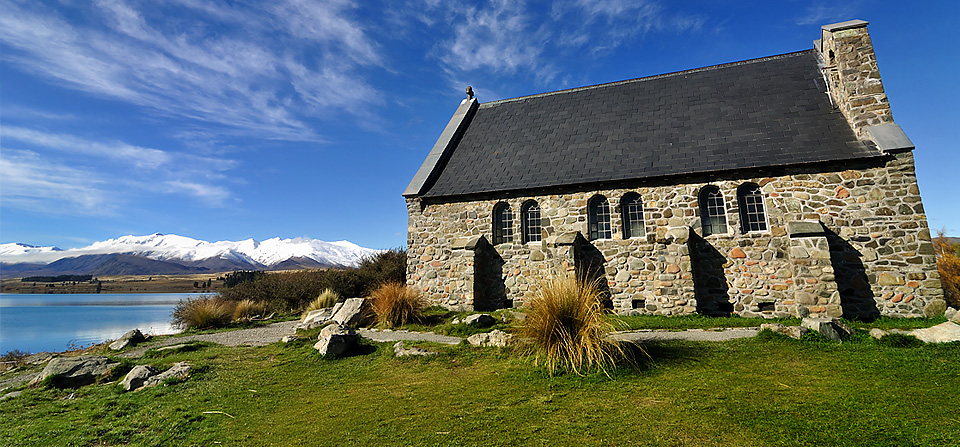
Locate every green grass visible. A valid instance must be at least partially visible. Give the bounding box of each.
[3,334,958,446]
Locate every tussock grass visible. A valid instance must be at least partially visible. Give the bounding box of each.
[171,296,235,330]
[368,282,426,328]
[302,289,339,320]
[232,299,266,322]
[517,274,626,375]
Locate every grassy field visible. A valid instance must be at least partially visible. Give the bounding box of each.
[2,324,958,446]
[1,273,225,294]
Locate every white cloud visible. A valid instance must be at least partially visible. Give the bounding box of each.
[0,0,385,142]
[0,150,114,216]
[796,3,861,26]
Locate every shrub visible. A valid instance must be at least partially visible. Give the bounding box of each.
[302,289,340,320]
[933,229,960,308]
[368,282,425,328]
[172,296,235,330]
[516,274,625,375]
[233,299,266,322]
[357,248,407,288]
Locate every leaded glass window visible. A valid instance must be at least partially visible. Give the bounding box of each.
[699,186,727,236]
[521,201,541,243]
[621,193,644,239]
[738,183,768,233]
[588,195,612,240]
[493,202,513,244]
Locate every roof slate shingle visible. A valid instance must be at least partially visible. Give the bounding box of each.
[418,50,881,198]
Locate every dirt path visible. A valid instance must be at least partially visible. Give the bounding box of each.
[120,320,300,358]
[611,327,760,342]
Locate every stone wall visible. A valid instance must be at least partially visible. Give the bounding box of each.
[407,152,943,318]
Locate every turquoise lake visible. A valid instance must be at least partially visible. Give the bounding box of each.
[0,293,203,354]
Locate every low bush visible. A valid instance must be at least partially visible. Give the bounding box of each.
[172,296,235,330]
[232,299,266,322]
[516,274,625,375]
[368,282,426,328]
[302,289,340,320]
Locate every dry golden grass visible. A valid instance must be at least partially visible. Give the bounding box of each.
[368,282,426,328]
[301,289,340,320]
[171,296,235,330]
[232,299,266,322]
[516,273,626,375]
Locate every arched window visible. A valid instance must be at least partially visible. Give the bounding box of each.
[621,193,644,239]
[699,186,727,236]
[588,195,612,240]
[521,201,541,243]
[493,202,513,244]
[737,183,768,233]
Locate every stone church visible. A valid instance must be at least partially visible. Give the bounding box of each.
[403,20,945,320]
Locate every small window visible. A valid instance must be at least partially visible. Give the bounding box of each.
[699,186,727,236]
[621,193,644,239]
[738,183,768,233]
[521,201,541,243]
[493,202,513,244]
[588,195,612,240]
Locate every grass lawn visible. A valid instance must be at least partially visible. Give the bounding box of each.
[2,326,958,447]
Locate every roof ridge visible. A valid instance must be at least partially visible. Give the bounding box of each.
[480,49,816,108]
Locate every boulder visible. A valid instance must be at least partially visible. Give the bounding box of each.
[467,330,513,347]
[923,299,947,318]
[910,322,960,344]
[464,314,496,328]
[393,341,437,357]
[801,317,853,342]
[109,329,147,351]
[29,356,120,388]
[298,307,337,330]
[760,323,809,339]
[314,323,359,356]
[121,365,159,391]
[140,362,193,389]
[332,298,369,327]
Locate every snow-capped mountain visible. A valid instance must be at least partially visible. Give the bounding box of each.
[0,234,382,277]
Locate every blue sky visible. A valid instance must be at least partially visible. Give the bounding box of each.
[1,0,957,250]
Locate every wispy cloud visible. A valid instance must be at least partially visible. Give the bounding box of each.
[0,150,114,216]
[796,2,861,26]
[0,0,385,142]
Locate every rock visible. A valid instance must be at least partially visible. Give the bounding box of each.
[910,322,960,344]
[332,298,369,327]
[298,307,336,330]
[0,391,22,401]
[314,323,359,356]
[467,329,513,347]
[144,362,192,388]
[109,329,147,351]
[944,307,958,321]
[760,323,809,339]
[923,299,947,318]
[951,309,960,324]
[869,328,888,339]
[281,335,300,343]
[393,341,436,357]
[121,365,159,391]
[801,317,853,342]
[25,352,57,365]
[153,343,195,354]
[464,314,496,328]
[29,356,120,388]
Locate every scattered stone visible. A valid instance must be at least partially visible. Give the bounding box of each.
[28,356,120,388]
[760,323,809,339]
[467,330,513,347]
[393,341,437,357]
[140,362,192,389]
[154,343,192,353]
[464,314,496,328]
[944,307,957,321]
[332,298,369,327]
[923,299,947,318]
[951,309,960,324]
[801,317,853,342]
[297,307,337,330]
[910,322,960,344]
[109,329,147,351]
[121,365,159,391]
[314,323,359,356]
[281,335,300,343]
[0,391,22,401]
[869,328,888,339]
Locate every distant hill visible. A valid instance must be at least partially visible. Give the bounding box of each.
[0,234,379,279]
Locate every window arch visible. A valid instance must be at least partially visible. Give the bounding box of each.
[699,186,727,236]
[493,202,513,244]
[737,183,768,233]
[588,195,612,240]
[621,193,644,239]
[521,200,541,243]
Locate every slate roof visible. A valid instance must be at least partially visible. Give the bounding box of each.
[416,50,882,199]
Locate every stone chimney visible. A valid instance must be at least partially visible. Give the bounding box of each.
[817,20,894,139]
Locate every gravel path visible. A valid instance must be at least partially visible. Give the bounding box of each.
[358,328,462,345]
[611,327,760,342]
[120,320,299,358]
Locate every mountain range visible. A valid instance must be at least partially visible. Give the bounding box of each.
[0,234,381,279]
